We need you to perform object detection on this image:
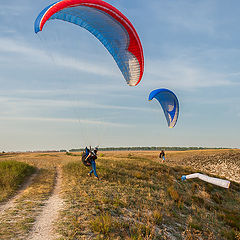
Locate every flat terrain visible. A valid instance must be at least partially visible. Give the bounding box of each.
[0,149,239,239]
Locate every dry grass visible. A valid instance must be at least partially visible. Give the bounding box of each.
[0,168,55,240]
[0,150,239,239]
[0,152,71,239]
[58,150,240,239]
[0,160,35,202]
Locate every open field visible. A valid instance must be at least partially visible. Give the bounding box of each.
[0,149,239,239]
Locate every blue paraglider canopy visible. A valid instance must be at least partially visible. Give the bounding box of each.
[149,88,179,128]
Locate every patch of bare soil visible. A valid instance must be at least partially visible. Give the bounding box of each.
[169,150,240,183]
[27,167,64,240]
[0,172,38,215]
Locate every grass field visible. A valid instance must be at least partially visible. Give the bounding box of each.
[0,149,239,239]
[0,160,35,202]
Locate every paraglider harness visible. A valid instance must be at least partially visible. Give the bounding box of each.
[82,147,97,167]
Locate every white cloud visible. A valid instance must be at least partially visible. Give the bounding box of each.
[0,28,16,34]
[145,59,234,90]
[152,0,217,36]
[183,96,240,105]
[0,38,118,77]
[0,116,131,128]
[0,95,155,113]
[0,4,28,16]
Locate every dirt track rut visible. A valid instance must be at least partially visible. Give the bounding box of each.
[0,172,38,215]
[27,167,64,240]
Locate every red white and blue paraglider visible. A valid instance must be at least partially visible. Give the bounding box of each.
[34,0,144,86]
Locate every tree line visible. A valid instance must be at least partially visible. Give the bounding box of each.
[65,146,227,152]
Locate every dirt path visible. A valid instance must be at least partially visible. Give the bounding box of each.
[27,167,64,240]
[0,172,38,215]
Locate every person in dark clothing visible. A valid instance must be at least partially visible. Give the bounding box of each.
[85,147,99,180]
[159,150,165,161]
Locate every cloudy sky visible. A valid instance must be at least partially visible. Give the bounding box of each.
[0,0,240,151]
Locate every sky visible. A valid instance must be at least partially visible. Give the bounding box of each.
[0,0,240,151]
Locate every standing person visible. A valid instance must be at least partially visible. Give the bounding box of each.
[159,150,165,162]
[86,147,99,180]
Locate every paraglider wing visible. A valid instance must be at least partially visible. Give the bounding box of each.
[34,0,144,86]
[82,150,91,166]
[181,173,230,189]
[148,88,179,128]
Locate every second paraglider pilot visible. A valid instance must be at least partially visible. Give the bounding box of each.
[85,147,99,180]
[159,150,165,162]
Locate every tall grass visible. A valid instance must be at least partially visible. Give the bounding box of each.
[0,160,35,202]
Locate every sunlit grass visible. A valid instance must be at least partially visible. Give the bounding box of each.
[0,150,239,239]
[0,153,63,240]
[59,151,240,239]
[0,168,56,240]
[0,160,35,202]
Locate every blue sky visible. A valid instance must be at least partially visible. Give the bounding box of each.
[0,0,240,151]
